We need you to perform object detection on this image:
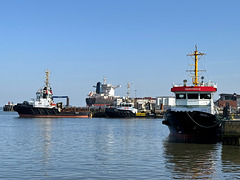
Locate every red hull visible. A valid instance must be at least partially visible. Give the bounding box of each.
[19,114,91,118]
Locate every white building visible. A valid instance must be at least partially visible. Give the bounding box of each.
[156,96,175,110]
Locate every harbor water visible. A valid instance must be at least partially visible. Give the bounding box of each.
[1,111,240,179]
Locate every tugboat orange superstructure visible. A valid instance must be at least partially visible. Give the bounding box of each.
[14,70,92,118]
[162,45,221,142]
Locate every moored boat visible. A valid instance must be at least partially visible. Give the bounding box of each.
[105,102,138,118]
[14,70,92,118]
[162,45,222,141]
[3,102,16,111]
[86,78,121,107]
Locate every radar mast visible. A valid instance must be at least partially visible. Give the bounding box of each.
[45,70,50,87]
[187,45,206,86]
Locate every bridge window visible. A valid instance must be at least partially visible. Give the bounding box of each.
[200,94,211,99]
[176,94,186,99]
[187,93,198,99]
[36,92,41,100]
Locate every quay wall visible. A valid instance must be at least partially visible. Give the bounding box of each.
[222,120,240,145]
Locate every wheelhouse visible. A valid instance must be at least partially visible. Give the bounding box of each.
[171,85,217,114]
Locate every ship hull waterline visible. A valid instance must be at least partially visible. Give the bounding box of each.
[14,105,92,118]
[105,107,136,118]
[163,109,222,142]
[18,114,90,118]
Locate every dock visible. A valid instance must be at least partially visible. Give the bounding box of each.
[90,107,165,118]
[222,120,240,145]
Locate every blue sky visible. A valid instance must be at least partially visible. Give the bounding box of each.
[0,0,240,106]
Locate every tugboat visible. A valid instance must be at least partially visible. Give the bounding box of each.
[14,70,92,118]
[162,45,222,141]
[105,83,141,118]
[86,77,121,107]
[3,102,16,111]
[105,101,138,118]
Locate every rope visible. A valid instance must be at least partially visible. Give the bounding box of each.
[186,111,222,129]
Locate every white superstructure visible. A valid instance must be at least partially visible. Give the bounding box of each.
[170,45,217,115]
[28,70,56,108]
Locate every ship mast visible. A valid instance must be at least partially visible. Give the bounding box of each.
[127,83,131,100]
[187,45,206,86]
[45,70,50,87]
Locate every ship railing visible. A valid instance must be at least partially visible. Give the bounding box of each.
[172,82,217,88]
[172,83,182,87]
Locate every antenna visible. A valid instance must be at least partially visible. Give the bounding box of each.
[103,77,107,84]
[186,45,206,86]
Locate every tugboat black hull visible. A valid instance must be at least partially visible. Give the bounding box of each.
[105,107,136,118]
[14,103,92,118]
[163,109,221,142]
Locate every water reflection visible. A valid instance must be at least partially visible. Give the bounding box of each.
[38,119,52,162]
[89,119,165,179]
[163,136,221,179]
[36,118,54,177]
[221,145,240,178]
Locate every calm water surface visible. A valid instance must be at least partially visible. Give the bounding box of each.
[0,111,240,179]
